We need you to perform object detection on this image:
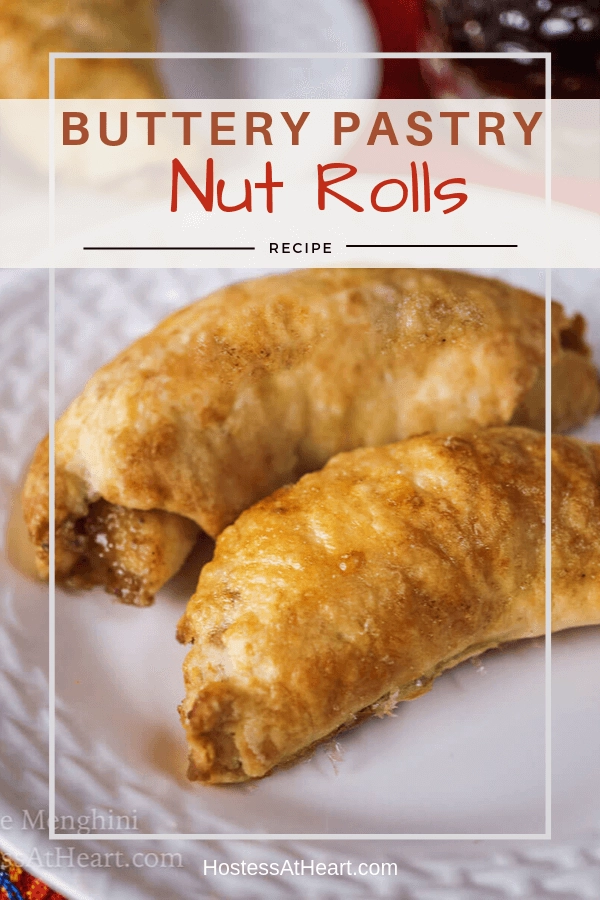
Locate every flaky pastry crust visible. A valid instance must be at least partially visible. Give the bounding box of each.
[0,1,163,99]
[22,269,599,603]
[178,428,600,783]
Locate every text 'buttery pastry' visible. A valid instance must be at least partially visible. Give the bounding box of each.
[177,428,600,784]
[0,1,163,99]
[22,269,600,604]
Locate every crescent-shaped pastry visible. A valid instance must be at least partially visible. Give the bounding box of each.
[0,1,163,99]
[177,428,600,783]
[22,269,599,605]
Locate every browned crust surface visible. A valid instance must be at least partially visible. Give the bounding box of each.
[21,436,199,606]
[178,428,600,783]
[22,269,599,603]
[0,1,163,98]
[511,311,600,432]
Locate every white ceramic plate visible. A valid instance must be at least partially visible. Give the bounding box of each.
[158,0,381,100]
[1,267,600,900]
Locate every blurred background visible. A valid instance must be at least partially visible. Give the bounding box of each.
[2,0,599,100]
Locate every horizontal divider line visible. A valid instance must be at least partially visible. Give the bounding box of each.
[346,244,518,248]
[84,244,518,250]
[83,246,256,251]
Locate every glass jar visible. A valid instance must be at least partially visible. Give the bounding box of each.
[421,0,600,98]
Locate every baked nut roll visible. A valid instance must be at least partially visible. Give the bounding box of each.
[512,311,600,433]
[0,1,163,99]
[22,269,599,604]
[23,436,199,605]
[177,428,600,784]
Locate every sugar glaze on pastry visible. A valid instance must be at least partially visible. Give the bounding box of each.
[22,269,599,604]
[178,428,600,783]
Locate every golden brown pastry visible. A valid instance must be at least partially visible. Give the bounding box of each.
[177,428,600,784]
[0,1,163,99]
[23,435,199,605]
[511,312,600,433]
[22,269,599,604]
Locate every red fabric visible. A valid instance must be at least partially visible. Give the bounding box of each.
[364,0,430,97]
[1,853,66,900]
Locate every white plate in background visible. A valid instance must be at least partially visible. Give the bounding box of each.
[157,0,380,99]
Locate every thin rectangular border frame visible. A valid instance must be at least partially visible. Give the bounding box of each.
[48,50,552,841]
